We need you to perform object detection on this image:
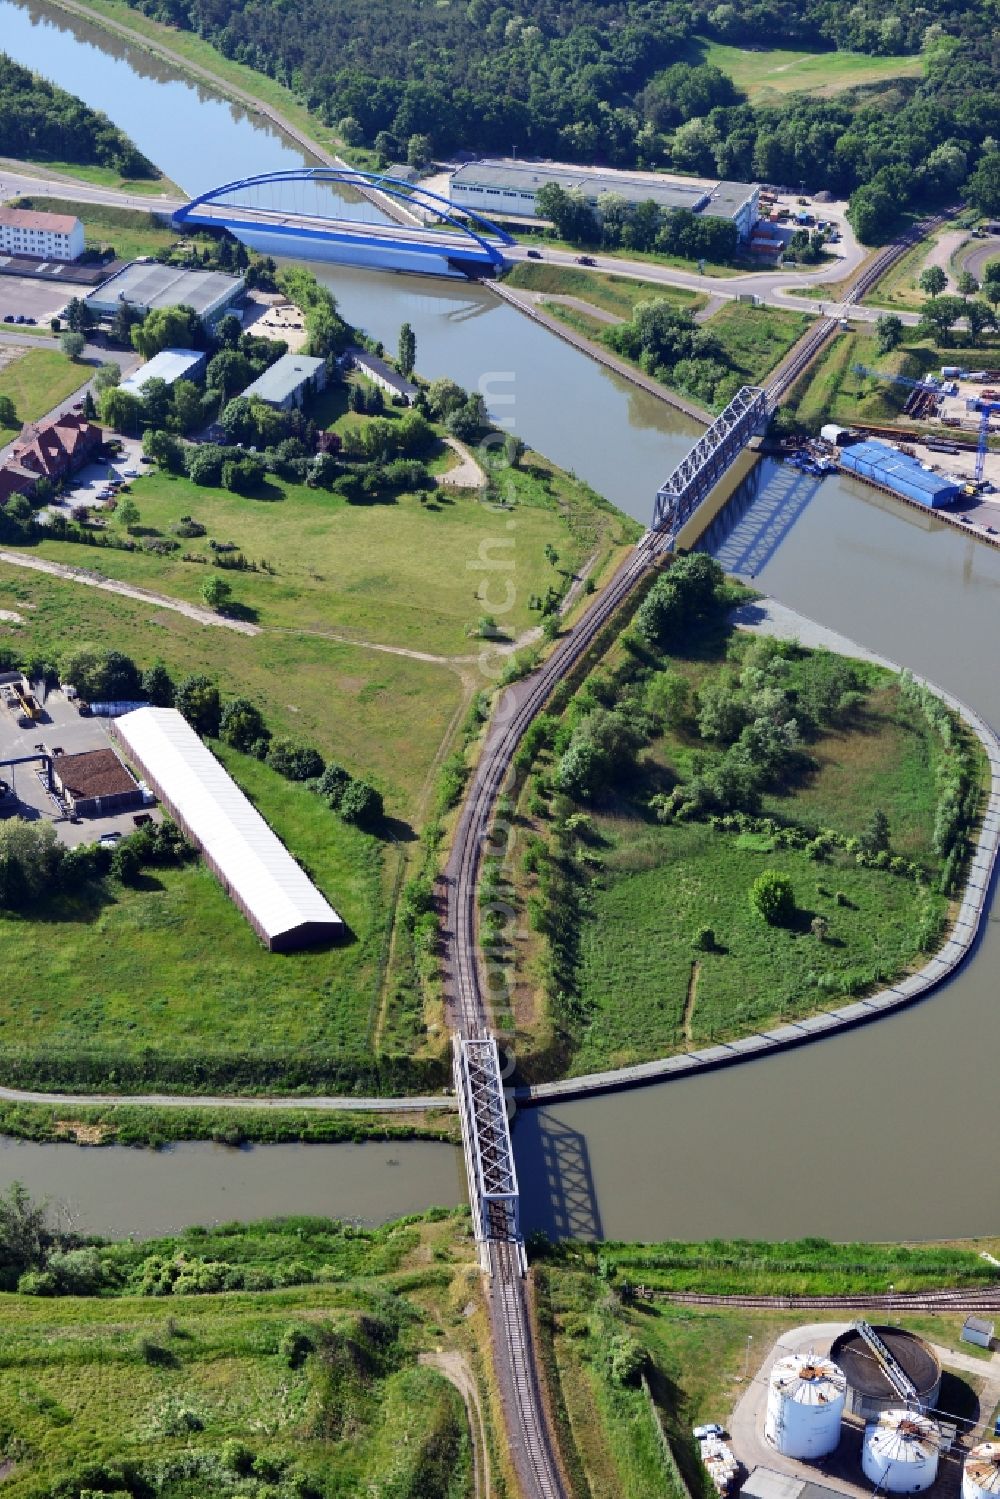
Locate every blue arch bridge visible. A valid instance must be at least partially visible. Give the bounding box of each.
[173,167,515,279]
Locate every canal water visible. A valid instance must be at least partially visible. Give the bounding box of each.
[1,0,998,1244]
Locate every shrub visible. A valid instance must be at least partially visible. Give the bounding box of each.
[338,779,383,827]
[279,1325,315,1369]
[691,925,715,952]
[749,870,795,926]
[317,762,351,807]
[266,740,325,781]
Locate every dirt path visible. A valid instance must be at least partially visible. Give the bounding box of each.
[439,435,487,489]
[682,960,700,1045]
[419,1351,490,1499]
[0,551,261,634]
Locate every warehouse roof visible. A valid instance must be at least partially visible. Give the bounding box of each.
[85,262,242,318]
[54,747,136,799]
[241,353,325,405]
[742,1467,845,1499]
[112,707,343,950]
[0,206,80,234]
[451,160,758,221]
[347,347,418,400]
[120,348,205,394]
[841,440,962,502]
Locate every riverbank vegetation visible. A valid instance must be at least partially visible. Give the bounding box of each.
[0,52,158,185]
[0,1195,483,1499]
[498,555,985,1080]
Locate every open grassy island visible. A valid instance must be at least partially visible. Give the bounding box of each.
[494,554,987,1081]
[0,269,633,1105]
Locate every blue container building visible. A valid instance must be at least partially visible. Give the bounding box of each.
[839,440,962,508]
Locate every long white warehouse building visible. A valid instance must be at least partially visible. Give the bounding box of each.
[112,707,344,951]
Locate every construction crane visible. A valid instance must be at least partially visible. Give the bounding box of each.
[852,364,940,393]
[973,401,1000,484]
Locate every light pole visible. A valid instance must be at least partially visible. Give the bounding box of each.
[744,1334,753,1381]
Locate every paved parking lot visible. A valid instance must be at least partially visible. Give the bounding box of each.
[0,687,159,847]
[41,436,146,522]
[0,273,72,325]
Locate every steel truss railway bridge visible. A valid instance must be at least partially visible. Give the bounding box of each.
[173,168,514,277]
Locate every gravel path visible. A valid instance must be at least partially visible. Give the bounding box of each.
[439,435,486,489]
[0,550,261,634]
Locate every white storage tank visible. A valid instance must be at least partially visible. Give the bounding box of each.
[862,1410,940,1494]
[764,1353,846,1458]
[964,1443,1000,1499]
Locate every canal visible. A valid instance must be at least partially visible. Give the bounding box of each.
[1,0,998,1245]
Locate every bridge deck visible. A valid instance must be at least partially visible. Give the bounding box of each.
[653,384,769,536]
[453,1034,525,1273]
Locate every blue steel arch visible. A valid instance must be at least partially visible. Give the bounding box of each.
[174,168,516,265]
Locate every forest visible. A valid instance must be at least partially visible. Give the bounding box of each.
[114,0,999,232]
[0,54,156,177]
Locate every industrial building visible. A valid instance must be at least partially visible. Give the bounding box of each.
[0,206,84,261]
[861,1410,940,1494]
[449,160,760,241]
[120,347,207,396]
[240,352,327,411]
[347,347,418,405]
[830,1325,941,1419]
[964,1443,1000,1499]
[764,1354,846,1459]
[85,263,243,325]
[741,1469,846,1499]
[839,440,963,508]
[962,1317,995,1349]
[52,746,143,818]
[110,707,344,951]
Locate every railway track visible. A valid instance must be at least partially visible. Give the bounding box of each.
[444,210,960,1498]
[642,1286,1000,1312]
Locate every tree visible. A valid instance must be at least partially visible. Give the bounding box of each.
[220,696,268,752]
[917,295,965,343]
[337,115,363,146]
[93,361,121,392]
[646,669,691,730]
[965,299,995,346]
[338,779,383,827]
[860,808,891,856]
[0,1183,49,1287]
[918,265,947,298]
[406,133,433,168]
[141,662,175,707]
[222,455,265,494]
[214,313,242,350]
[966,152,1000,216]
[0,820,63,908]
[98,385,141,435]
[131,304,200,360]
[749,870,795,926]
[140,376,170,430]
[397,321,416,377]
[425,377,466,420]
[115,496,139,533]
[373,129,398,166]
[317,762,351,807]
[64,297,92,333]
[175,675,221,736]
[110,838,142,886]
[207,350,254,403]
[504,433,525,468]
[59,329,85,360]
[0,394,16,428]
[82,388,96,421]
[170,378,203,435]
[956,270,979,300]
[201,575,232,612]
[266,740,325,780]
[142,427,185,473]
[875,314,904,355]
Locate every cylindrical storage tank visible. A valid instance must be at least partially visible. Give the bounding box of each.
[862,1410,940,1494]
[764,1353,846,1458]
[831,1326,941,1418]
[964,1443,1000,1499]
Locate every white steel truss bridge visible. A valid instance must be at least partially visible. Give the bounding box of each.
[453,1034,526,1274]
[653,384,769,536]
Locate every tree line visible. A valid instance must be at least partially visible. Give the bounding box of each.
[0,53,155,177]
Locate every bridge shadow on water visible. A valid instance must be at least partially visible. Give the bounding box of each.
[513,1108,603,1242]
[695,457,823,578]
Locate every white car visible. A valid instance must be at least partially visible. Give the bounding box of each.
[694,1424,725,1440]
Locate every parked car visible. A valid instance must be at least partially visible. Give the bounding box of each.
[2,314,12,322]
[526,248,543,259]
[99,831,122,848]
[694,1424,725,1440]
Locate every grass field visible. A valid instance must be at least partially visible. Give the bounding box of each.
[0,1210,478,1499]
[505,262,704,317]
[573,818,937,1072]
[0,562,463,820]
[25,459,614,657]
[695,38,924,101]
[705,303,812,385]
[13,195,180,260]
[0,348,87,440]
[3,155,175,195]
[0,748,397,1093]
[860,228,958,311]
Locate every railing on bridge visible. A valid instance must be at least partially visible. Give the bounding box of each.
[453,1034,526,1275]
[653,384,769,535]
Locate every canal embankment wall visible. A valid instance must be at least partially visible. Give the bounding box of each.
[513,597,1000,1107]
